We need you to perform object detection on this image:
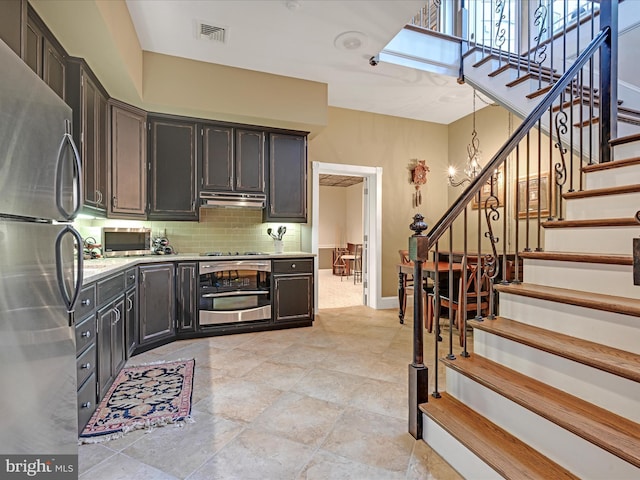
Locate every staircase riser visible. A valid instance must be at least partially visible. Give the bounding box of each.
[565,192,640,220]
[586,164,640,189]
[473,330,640,423]
[498,293,640,355]
[522,258,639,299]
[422,415,501,479]
[544,226,640,254]
[446,367,639,479]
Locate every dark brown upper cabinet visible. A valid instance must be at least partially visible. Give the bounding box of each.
[264,133,308,222]
[201,126,265,194]
[148,116,199,221]
[66,57,109,216]
[235,129,265,193]
[0,0,26,59]
[25,4,66,100]
[110,100,147,219]
[201,125,233,191]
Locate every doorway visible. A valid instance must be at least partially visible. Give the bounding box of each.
[311,162,382,313]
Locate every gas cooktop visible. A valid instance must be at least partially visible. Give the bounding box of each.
[200,251,264,257]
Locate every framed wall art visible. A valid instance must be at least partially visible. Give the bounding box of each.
[516,173,551,218]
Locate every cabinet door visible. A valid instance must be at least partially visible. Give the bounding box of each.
[274,274,314,322]
[235,129,264,192]
[43,36,65,100]
[0,0,25,58]
[265,133,307,222]
[177,263,197,333]
[110,102,147,218]
[148,118,199,220]
[24,12,42,76]
[97,296,125,400]
[201,125,233,191]
[96,306,113,399]
[82,74,99,209]
[125,287,137,358]
[111,297,126,379]
[139,264,176,346]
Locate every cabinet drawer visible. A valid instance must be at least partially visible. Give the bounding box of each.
[97,272,125,304]
[272,259,313,274]
[75,284,96,320]
[77,372,97,434]
[76,343,96,387]
[75,314,95,355]
[125,268,137,288]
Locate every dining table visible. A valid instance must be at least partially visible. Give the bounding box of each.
[397,260,466,324]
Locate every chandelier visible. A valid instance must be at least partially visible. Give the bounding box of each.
[448,89,483,187]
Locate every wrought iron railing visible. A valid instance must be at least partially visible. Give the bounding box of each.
[407,0,620,438]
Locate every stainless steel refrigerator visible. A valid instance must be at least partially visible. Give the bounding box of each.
[0,39,83,455]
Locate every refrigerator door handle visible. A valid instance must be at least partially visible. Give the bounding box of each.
[55,120,83,220]
[55,225,84,322]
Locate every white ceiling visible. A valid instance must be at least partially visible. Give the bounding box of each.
[125,0,477,125]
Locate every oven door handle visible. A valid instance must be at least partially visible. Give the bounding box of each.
[202,290,269,298]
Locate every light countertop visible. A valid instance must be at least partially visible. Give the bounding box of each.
[81,252,315,284]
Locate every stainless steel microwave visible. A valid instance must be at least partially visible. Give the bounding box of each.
[101,227,152,257]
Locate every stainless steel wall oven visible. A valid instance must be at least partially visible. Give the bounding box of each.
[198,260,271,326]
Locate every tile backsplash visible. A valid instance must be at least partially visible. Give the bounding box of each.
[74,208,302,255]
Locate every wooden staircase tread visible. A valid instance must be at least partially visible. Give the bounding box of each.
[519,251,632,265]
[495,282,640,318]
[583,157,640,173]
[469,315,640,383]
[563,183,640,199]
[610,133,640,147]
[541,217,639,228]
[419,392,579,479]
[440,355,640,468]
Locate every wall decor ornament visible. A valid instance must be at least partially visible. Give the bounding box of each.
[409,159,430,207]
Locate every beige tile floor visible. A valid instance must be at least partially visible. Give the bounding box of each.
[78,305,464,480]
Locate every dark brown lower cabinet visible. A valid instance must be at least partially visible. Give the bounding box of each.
[272,259,314,323]
[138,263,176,346]
[97,296,125,400]
[125,287,137,358]
[177,262,197,333]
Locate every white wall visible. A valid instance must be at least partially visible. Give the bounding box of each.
[318,186,347,248]
[319,183,364,248]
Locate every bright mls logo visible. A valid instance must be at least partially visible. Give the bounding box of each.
[2,455,77,479]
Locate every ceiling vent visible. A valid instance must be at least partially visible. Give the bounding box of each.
[198,22,226,43]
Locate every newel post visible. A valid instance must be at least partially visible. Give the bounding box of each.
[408,214,430,439]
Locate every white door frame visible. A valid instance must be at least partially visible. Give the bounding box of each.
[312,161,382,311]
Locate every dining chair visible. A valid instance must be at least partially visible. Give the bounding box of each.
[332,247,349,278]
[352,244,363,284]
[425,261,490,346]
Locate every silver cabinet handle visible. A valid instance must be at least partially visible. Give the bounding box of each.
[127,297,133,311]
[81,402,91,409]
[112,308,121,325]
[291,263,296,269]
[81,298,91,307]
[81,330,91,338]
[81,363,91,369]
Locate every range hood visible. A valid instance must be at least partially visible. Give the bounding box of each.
[200,191,266,209]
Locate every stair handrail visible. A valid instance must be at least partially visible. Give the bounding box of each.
[423,26,611,251]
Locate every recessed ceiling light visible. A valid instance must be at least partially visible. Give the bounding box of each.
[334,31,368,51]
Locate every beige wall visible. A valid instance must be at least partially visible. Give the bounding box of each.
[310,108,450,297]
[318,186,347,248]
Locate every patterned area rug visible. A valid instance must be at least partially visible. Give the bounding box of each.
[79,359,195,443]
